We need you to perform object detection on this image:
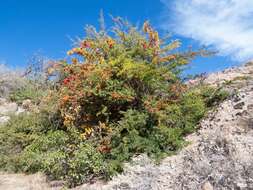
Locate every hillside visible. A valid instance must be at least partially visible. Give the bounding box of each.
[78,62,253,190]
[0,62,252,190]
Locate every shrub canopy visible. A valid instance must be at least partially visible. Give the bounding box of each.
[0,19,227,187]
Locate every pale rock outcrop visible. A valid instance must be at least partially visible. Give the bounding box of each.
[0,99,26,125]
[0,102,18,116]
[0,116,10,125]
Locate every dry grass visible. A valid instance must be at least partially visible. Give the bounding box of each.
[0,173,52,190]
[26,173,51,190]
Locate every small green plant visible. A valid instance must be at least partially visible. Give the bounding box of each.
[9,80,48,104]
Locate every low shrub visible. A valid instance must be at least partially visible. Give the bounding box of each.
[0,19,228,187]
[9,80,49,105]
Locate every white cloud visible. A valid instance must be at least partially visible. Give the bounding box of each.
[160,0,253,62]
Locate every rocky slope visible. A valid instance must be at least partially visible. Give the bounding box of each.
[1,62,253,190]
[0,98,25,125]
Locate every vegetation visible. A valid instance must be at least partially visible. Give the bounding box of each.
[0,64,27,98]
[0,54,52,104]
[0,19,227,187]
[9,80,47,105]
[8,54,53,105]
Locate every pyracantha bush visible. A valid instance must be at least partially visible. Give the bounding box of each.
[0,18,227,187]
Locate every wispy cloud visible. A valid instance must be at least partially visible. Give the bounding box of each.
[160,0,253,62]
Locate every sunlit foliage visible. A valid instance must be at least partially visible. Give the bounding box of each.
[0,18,227,187]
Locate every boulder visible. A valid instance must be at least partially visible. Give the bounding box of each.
[0,98,7,105]
[15,107,26,115]
[202,181,213,190]
[22,99,33,110]
[0,116,10,125]
[0,102,18,116]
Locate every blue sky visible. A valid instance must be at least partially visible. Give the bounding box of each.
[1,0,251,74]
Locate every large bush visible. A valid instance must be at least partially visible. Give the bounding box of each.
[0,19,227,187]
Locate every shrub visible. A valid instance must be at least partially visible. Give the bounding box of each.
[9,79,52,105]
[0,18,227,187]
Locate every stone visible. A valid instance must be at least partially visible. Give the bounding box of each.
[233,96,241,102]
[0,98,7,105]
[234,102,245,109]
[0,116,10,125]
[0,102,18,115]
[247,104,253,110]
[202,181,213,190]
[236,182,247,189]
[15,107,26,115]
[248,119,253,129]
[49,180,65,188]
[22,99,33,110]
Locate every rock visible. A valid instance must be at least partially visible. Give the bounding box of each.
[49,180,65,188]
[0,99,25,122]
[0,102,18,115]
[117,182,130,189]
[202,181,213,190]
[249,119,253,129]
[247,104,253,110]
[22,99,39,113]
[15,107,26,115]
[233,95,241,102]
[235,110,248,117]
[234,102,245,109]
[0,116,10,125]
[22,99,33,110]
[236,182,247,189]
[0,98,7,105]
